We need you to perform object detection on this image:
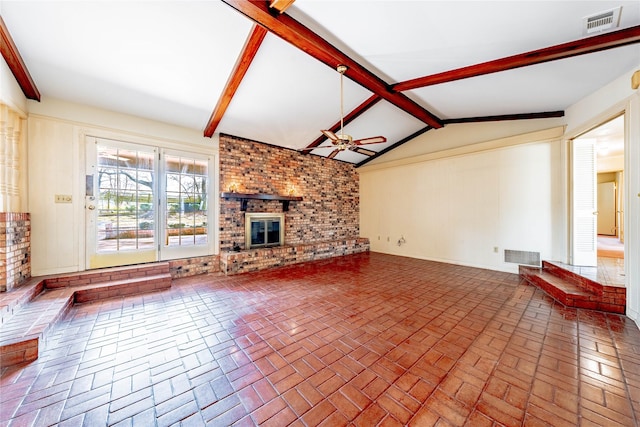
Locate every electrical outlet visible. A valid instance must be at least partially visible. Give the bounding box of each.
[387,237,390,242]
[55,194,72,203]
[493,246,499,253]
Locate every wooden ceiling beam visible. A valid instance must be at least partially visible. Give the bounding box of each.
[269,0,296,14]
[356,126,433,168]
[0,16,40,101]
[204,24,267,138]
[443,111,565,125]
[221,0,443,129]
[394,25,640,91]
[301,94,381,153]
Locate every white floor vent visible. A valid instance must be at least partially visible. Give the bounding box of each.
[504,249,540,267]
[583,7,621,36]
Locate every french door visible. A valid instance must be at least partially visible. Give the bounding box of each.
[85,137,213,269]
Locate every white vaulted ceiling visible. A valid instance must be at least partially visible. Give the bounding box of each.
[1,1,639,164]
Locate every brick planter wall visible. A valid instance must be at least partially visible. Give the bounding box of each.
[219,134,368,273]
[0,212,31,292]
[221,238,370,275]
[168,255,220,278]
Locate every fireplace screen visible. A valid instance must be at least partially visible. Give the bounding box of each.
[245,213,284,249]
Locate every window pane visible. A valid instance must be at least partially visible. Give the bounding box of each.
[96,145,156,252]
[164,154,208,248]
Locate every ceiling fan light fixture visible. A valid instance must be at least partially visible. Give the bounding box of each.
[319,64,385,160]
[336,134,352,143]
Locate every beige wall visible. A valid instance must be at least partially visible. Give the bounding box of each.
[359,127,564,273]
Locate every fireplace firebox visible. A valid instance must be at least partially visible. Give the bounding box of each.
[245,213,284,249]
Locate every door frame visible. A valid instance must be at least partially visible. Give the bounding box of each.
[568,110,626,266]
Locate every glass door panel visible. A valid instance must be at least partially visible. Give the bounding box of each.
[164,154,209,248]
[86,139,157,269]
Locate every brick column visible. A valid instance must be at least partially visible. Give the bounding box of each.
[0,212,31,292]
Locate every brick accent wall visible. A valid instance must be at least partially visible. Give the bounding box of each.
[0,213,31,292]
[220,134,361,251]
[219,134,368,273]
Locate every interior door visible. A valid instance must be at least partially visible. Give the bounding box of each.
[597,181,616,235]
[572,138,597,266]
[86,137,158,269]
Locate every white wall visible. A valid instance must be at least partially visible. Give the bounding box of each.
[360,127,564,273]
[27,98,218,276]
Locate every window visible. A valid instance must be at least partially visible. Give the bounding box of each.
[165,154,209,247]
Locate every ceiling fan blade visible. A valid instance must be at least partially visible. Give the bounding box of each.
[327,149,340,159]
[352,136,387,145]
[350,146,377,156]
[321,130,339,142]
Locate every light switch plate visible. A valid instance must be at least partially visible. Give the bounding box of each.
[55,194,72,203]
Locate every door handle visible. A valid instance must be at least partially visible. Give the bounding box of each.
[87,205,96,210]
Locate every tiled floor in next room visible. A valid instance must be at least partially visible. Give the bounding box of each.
[2,252,640,426]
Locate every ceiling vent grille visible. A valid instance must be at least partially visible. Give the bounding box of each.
[583,7,622,36]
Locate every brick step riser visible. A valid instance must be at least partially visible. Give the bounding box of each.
[523,272,592,306]
[44,263,170,289]
[542,261,603,295]
[521,266,625,314]
[75,276,172,304]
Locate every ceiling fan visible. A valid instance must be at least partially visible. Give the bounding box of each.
[321,65,386,160]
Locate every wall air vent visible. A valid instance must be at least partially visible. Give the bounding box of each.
[582,7,622,36]
[504,249,540,267]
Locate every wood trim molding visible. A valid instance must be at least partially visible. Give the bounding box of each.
[393,25,640,91]
[301,94,382,153]
[221,0,443,129]
[204,24,267,138]
[0,16,40,101]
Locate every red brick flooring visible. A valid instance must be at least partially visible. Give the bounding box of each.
[1,252,640,426]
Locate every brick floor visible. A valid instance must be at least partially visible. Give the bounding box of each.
[1,252,639,426]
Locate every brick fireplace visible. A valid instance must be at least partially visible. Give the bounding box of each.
[218,134,369,274]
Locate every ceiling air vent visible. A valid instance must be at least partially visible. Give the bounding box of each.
[582,7,622,36]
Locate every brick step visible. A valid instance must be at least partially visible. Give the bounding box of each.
[0,277,45,326]
[0,272,172,368]
[520,263,625,314]
[44,262,171,289]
